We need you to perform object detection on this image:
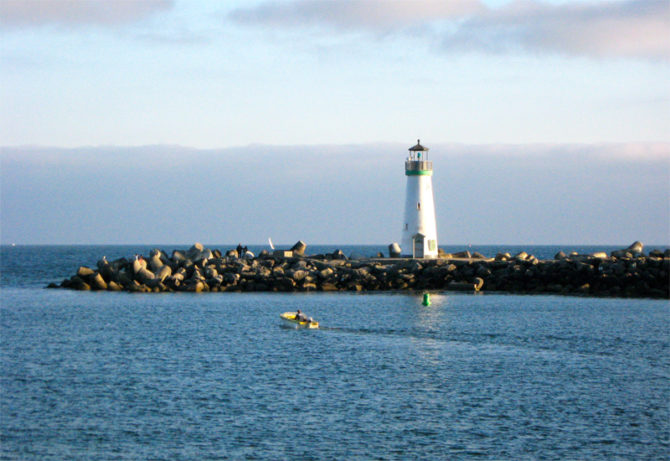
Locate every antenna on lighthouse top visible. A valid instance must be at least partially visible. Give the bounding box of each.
[409,139,429,152]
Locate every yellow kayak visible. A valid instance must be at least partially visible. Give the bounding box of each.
[280,312,319,329]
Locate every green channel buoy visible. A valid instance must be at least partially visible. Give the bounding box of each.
[422,293,431,306]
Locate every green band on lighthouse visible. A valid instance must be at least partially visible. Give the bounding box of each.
[405,170,433,176]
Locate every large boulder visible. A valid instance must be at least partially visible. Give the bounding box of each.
[291,240,307,256]
[96,257,109,271]
[90,273,108,290]
[319,267,335,279]
[197,249,214,263]
[136,267,155,284]
[186,242,205,260]
[107,281,122,291]
[473,277,484,292]
[171,250,186,264]
[156,265,172,282]
[513,252,528,261]
[627,241,644,255]
[148,255,163,272]
[289,270,308,281]
[331,250,347,260]
[389,243,401,258]
[77,266,95,277]
[132,257,147,274]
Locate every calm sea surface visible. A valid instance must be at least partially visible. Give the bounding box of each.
[1,245,668,460]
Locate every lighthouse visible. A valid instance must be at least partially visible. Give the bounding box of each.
[400,140,438,258]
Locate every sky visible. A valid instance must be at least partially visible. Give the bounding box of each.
[1,0,669,246]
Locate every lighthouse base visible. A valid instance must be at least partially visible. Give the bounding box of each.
[400,232,438,259]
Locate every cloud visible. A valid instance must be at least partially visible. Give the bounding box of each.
[445,0,670,60]
[229,0,670,60]
[0,0,173,28]
[229,0,485,31]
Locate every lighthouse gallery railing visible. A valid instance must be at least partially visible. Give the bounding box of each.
[405,160,432,171]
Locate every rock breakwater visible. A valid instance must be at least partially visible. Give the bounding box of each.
[48,242,669,298]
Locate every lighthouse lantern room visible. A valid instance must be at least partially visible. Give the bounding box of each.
[400,140,439,258]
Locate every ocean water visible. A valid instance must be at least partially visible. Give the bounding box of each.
[1,245,668,460]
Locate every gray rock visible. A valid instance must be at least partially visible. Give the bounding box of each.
[554,251,567,260]
[291,240,307,256]
[156,265,172,282]
[330,250,347,260]
[448,281,476,291]
[319,268,335,279]
[107,281,122,291]
[77,266,95,277]
[389,242,402,258]
[186,243,206,261]
[406,260,423,273]
[198,249,214,262]
[171,250,186,264]
[148,255,163,272]
[627,241,643,255]
[292,260,309,270]
[96,257,109,271]
[223,273,240,285]
[289,270,308,281]
[132,257,147,274]
[473,277,484,292]
[90,273,108,290]
[136,267,155,283]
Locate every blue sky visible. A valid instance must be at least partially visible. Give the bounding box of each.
[1,0,669,245]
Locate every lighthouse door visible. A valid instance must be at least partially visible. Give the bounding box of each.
[412,233,425,258]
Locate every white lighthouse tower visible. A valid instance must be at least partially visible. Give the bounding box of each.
[400,140,438,258]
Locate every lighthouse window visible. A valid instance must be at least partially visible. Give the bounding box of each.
[405,223,408,230]
[417,202,421,210]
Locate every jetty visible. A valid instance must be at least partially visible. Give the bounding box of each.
[48,241,669,299]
